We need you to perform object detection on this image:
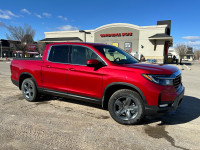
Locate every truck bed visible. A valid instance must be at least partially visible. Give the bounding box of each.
[13,57,42,60]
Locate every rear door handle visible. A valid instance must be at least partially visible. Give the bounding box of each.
[69,68,76,71]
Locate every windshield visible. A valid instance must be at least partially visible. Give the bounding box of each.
[93,45,138,64]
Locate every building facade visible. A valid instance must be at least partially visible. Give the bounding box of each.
[0,39,17,58]
[0,39,38,58]
[42,20,173,63]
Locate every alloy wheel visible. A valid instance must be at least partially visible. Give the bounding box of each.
[114,96,139,121]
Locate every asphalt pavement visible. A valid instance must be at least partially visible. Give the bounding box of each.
[0,61,200,150]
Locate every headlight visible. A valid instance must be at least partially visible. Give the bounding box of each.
[142,74,173,86]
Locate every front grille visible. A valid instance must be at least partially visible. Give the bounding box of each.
[173,74,181,90]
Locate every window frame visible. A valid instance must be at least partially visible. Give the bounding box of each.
[69,45,107,66]
[46,44,107,66]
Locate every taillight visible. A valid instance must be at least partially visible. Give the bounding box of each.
[10,63,12,73]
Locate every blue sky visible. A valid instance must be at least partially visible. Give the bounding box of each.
[0,0,200,49]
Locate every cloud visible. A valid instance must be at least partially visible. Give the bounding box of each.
[182,36,200,41]
[57,25,78,31]
[35,14,42,18]
[63,17,68,21]
[187,41,200,49]
[58,15,68,21]
[0,9,18,19]
[187,41,200,46]
[180,36,200,49]
[175,40,200,49]
[43,12,51,17]
[21,8,31,15]
[7,10,18,17]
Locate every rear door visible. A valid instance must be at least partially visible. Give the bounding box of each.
[41,45,70,92]
[66,45,104,99]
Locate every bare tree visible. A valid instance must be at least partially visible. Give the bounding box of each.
[37,41,46,55]
[194,50,200,60]
[175,44,188,64]
[6,24,35,55]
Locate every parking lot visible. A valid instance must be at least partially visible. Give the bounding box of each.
[0,61,200,150]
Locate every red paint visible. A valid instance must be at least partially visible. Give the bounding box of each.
[11,42,183,107]
[164,41,169,55]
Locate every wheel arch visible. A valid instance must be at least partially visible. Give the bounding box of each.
[19,72,37,90]
[102,82,147,108]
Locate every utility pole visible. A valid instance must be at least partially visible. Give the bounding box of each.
[0,40,2,59]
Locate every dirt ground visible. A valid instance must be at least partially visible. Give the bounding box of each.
[0,61,200,150]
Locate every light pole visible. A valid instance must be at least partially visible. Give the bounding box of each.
[79,30,91,42]
[0,40,2,59]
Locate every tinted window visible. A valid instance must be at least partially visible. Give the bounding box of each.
[71,46,103,65]
[48,45,70,63]
[93,45,138,64]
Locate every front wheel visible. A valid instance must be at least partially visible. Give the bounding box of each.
[108,89,144,125]
[21,78,38,102]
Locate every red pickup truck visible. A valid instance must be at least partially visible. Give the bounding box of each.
[11,42,184,125]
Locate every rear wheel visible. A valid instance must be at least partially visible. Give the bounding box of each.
[108,89,144,125]
[21,78,38,102]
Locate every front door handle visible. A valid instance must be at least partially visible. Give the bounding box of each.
[45,65,51,68]
[69,68,76,71]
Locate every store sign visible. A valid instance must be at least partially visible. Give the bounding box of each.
[26,44,37,51]
[100,32,132,37]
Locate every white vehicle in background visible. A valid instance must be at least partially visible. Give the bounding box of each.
[130,52,141,60]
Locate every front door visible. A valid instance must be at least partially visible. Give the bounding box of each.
[66,45,104,99]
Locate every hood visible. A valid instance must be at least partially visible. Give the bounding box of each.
[120,63,179,75]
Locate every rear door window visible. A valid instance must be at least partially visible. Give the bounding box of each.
[48,45,70,63]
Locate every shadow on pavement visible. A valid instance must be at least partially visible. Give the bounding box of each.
[143,95,200,125]
[38,94,200,125]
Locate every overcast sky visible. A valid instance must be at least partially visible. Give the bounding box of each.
[0,0,200,49]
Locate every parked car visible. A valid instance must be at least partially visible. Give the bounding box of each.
[11,42,184,125]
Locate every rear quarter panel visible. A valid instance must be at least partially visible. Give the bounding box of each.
[11,59,43,87]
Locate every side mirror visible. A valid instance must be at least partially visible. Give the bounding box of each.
[86,59,100,67]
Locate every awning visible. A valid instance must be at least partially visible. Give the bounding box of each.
[13,51,23,54]
[26,52,39,54]
[40,37,83,42]
[149,33,173,40]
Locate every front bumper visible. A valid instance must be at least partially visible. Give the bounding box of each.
[144,85,185,115]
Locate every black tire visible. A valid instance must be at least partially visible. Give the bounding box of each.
[21,78,39,102]
[108,89,144,125]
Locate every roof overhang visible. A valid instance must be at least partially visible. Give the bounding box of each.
[149,33,173,41]
[40,37,83,42]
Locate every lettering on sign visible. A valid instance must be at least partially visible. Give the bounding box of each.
[100,32,132,37]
